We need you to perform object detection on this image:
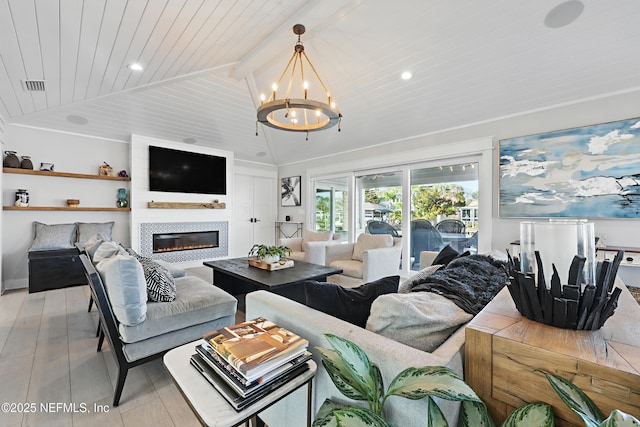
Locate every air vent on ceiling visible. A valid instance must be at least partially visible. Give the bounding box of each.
[23,80,46,92]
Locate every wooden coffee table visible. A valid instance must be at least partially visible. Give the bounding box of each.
[203,258,342,303]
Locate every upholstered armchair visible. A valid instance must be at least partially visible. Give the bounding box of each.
[278,230,342,265]
[325,234,403,288]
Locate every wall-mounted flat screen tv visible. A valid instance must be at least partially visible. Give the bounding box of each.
[148,145,227,195]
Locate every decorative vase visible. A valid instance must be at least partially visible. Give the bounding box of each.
[261,254,280,264]
[15,189,29,207]
[20,156,33,169]
[4,151,20,168]
[116,188,128,208]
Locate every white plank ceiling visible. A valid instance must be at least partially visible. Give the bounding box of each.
[1,0,639,165]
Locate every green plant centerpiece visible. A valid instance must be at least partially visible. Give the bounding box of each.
[314,334,640,426]
[248,244,291,264]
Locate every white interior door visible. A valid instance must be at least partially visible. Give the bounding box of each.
[251,176,276,246]
[232,174,276,257]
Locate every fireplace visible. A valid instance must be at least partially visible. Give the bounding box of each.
[153,231,219,253]
[139,221,228,263]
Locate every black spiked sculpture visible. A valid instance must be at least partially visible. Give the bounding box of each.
[506,249,623,330]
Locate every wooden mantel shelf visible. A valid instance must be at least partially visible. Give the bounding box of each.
[3,167,131,181]
[3,206,131,211]
[147,201,226,209]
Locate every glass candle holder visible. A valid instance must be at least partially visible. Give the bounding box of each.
[520,219,595,287]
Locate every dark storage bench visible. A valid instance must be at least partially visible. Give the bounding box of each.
[28,248,87,293]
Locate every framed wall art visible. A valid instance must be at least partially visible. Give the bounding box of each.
[499,116,640,218]
[281,176,301,207]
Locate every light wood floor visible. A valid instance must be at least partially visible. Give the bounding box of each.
[0,284,247,427]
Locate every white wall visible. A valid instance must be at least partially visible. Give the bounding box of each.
[2,125,130,290]
[129,135,234,267]
[278,89,640,259]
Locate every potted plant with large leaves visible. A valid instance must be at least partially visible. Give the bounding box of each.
[314,334,639,426]
[539,371,640,427]
[313,334,552,426]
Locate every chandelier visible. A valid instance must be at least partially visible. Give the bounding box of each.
[256,24,342,140]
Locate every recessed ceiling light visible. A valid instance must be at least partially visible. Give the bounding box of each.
[183,137,197,144]
[544,0,584,28]
[66,115,88,125]
[401,71,412,80]
[128,62,144,71]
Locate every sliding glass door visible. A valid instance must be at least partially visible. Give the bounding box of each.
[310,156,481,276]
[409,162,479,269]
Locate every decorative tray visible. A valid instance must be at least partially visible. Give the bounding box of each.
[247,258,294,271]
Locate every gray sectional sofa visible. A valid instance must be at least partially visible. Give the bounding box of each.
[245,290,468,426]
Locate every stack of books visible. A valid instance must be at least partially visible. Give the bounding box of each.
[190,317,311,411]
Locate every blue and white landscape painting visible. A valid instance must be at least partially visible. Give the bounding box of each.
[499,117,640,218]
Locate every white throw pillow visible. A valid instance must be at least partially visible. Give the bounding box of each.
[92,241,128,264]
[366,292,472,352]
[352,234,393,262]
[95,254,147,326]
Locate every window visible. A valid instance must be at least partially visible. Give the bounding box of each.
[314,177,349,239]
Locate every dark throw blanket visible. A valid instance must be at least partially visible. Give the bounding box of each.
[406,255,509,315]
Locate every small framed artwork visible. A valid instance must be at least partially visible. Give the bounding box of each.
[281,176,301,206]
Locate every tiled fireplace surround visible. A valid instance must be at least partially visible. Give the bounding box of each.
[139,221,228,263]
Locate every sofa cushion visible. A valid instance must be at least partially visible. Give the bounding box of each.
[118,275,237,344]
[366,292,473,352]
[154,259,187,278]
[95,254,147,326]
[327,259,363,278]
[304,275,399,327]
[76,222,114,247]
[352,234,393,261]
[303,229,333,244]
[29,222,76,251]
[398,264,443,293]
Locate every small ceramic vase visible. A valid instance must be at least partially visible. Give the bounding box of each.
[20,156,33,169]
[116,188,128,208]
[3,151,20,168]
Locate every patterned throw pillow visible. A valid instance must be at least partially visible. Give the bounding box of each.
[125,249,177,302]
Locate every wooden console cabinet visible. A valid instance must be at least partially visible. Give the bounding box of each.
[28,248,87,293]
[465,283,640,426]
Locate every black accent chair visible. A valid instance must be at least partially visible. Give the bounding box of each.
[410,220,445,269]
[80,254,159,406]
[366,221,400,237]
[435,219,466,234]
[80,254,237,406]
